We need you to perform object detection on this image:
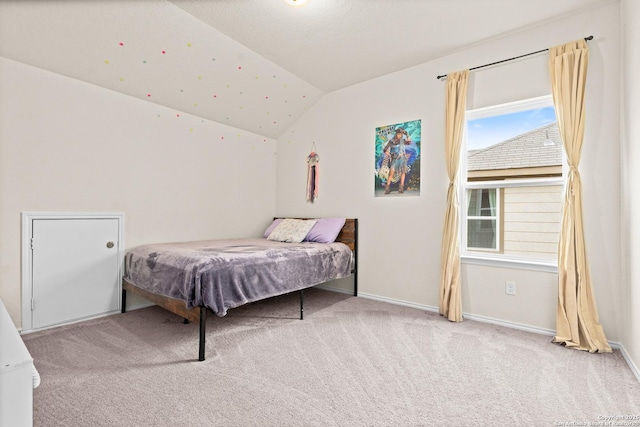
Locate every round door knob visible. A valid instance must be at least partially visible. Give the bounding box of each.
[106,241,115,249]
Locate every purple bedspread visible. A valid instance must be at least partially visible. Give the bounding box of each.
[124,238,352,316]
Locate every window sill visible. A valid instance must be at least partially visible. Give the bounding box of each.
[461,254,558,273]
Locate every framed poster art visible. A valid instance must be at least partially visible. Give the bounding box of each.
[375,119,421,197]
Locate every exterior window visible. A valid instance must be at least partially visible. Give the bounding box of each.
[462,95,564,265]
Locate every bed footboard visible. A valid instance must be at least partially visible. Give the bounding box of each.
[121,279,201,323]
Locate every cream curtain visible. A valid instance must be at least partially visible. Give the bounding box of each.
[439,70,469,322]
[549,39,611,353]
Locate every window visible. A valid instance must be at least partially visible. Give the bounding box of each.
[461,95,564,270]
[467,188,498,250]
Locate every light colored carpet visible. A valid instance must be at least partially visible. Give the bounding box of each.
[23,288,640,426]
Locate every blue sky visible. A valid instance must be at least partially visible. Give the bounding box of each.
[466,106,557,151]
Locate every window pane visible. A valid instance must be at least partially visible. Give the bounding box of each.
[467,219,496,249]
[467,189,479,216]
[467,189,496,217]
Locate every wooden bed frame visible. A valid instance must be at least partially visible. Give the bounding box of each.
[121,218,358,361]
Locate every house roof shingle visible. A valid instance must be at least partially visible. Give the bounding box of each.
[468,122,562,171]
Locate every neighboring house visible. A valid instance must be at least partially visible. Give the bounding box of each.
[467,122,564,260]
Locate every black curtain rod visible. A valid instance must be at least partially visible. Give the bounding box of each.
[436,35,593,80]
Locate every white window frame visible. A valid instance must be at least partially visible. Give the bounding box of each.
[460,95,563,273]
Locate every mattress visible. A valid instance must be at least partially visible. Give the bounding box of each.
[124,238,352,316]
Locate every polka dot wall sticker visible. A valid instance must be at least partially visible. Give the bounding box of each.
[187,42,192,47]
[104,59,110,64]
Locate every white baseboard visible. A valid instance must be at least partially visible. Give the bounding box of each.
[19,309,121,335]
[461,312,556,337]
[353,290,639,384]
[358,291,555,335]
[358,291,440,314]
[616,343,640,383]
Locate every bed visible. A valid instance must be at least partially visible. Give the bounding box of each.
[121,218,358,361]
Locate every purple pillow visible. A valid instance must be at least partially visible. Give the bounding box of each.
[263,218,283,238]
[304,218,346,243]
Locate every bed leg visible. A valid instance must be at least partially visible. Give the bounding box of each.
[198,307,207,361]
[354,218,358,297]
[300,289,304,320]
[353,269,358,297]
[121,288,127,313]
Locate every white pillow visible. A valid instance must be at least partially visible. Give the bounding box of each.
[267,219,318,243]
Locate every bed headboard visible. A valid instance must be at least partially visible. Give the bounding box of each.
[275,218,358,252]
[335,218,357,253]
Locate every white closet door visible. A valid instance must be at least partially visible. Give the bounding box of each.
[31,218,120,329]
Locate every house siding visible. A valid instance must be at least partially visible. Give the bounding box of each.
[502,185,563,259]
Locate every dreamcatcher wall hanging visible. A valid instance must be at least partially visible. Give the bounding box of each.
[306,143,319,203]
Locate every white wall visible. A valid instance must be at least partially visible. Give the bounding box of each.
[621,0,640,377]
[276,3,622,340]
[0,57,278,327]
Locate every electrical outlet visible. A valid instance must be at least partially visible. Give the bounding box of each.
[505,281,516,295]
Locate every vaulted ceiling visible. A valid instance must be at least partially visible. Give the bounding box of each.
[0,0,611,138]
